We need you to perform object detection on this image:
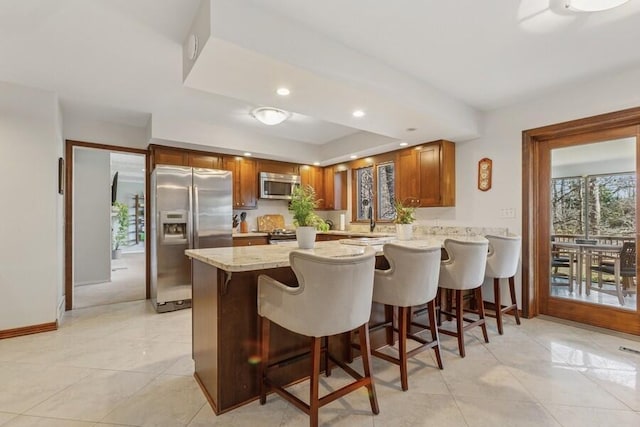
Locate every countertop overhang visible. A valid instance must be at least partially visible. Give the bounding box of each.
[186,236,487,272]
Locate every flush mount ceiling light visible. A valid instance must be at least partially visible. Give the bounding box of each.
[565,0,629,11]
[250,107,291,126]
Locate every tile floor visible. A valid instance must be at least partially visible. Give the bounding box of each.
[74,253,146,309]
[0,301,639,426]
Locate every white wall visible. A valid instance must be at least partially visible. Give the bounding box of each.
[73,147,111,286]
[453,64,640,306]
[64,116,148,150]
[0,82,62,331]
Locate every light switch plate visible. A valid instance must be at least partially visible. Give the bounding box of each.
[499,208,516,218]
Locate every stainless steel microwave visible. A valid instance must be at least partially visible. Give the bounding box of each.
[259,172,300,200]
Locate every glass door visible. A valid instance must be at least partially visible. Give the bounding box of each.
[540,129,639,333]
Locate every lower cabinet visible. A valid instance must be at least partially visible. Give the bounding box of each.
[315,234,354,242]
[233,236,269,246]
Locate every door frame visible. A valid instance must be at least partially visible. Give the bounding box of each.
[65,140,149,311]
[523,107,640,334]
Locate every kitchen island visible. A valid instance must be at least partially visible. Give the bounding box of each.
[185,237,484,414]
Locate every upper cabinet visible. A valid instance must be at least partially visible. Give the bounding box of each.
[300,165,325,209]
[257,160,300,175]
[396,140,455,207]
[322,167,347,210]
[223,156,257,209]
[151,146,222,170]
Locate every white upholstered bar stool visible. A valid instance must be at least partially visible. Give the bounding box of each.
[484,235,522,335]
[371,243,443,391]
[257,248,379,427]
[438,239,489,358]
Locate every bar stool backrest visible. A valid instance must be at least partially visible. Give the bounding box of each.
[439,239,489,291]
[485,235,522,279]
[374,244,441,307]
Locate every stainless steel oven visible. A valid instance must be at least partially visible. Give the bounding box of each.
[259,172,300,200]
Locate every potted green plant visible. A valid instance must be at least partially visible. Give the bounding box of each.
[394,198,417,240]
[112,201,129,258]
[289,185,328,248]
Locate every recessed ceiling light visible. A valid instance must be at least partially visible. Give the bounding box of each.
[399,142,408,147]
[350,155,358,159]
[313,161,320,166]
[352,110,365,118]
[565,0,629,12]
[244,152,252,157]
[276,87,290,96]
[406,127,417,132]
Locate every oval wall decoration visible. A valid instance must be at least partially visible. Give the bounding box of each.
[478,157,492,191]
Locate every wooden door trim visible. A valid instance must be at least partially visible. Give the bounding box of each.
[64,140,148,311]
[522,106,640,333]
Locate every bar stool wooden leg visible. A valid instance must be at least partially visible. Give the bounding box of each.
[358,323,379,414]
[509,276,521,325]
[259,316,270,405]
[310,337,321,427]
[494,278,504,335]
[398,306,409,391]
[476,287,489,343]
[427,300,443,369]
[324,336,331,377]
[455,290,465,358]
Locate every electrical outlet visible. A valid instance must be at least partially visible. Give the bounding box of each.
[499,208,516,218]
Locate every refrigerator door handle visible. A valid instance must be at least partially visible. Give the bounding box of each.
[193,185,200,249]
[188,185,194,249]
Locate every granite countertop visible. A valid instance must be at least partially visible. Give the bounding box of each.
[232,230,394,238]
[320,230,395,237]
[186,235,487,272]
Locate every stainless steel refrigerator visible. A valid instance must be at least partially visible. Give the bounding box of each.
[150,165,232,312]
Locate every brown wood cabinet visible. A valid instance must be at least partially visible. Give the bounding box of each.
[321,167,347,210]
[323,166,335,210]
[396,140,455,207]
[300,165,325,209]
[257,159,299,175]
[232,236,269,246]
[151,145,222,170]
[223,156,257,209]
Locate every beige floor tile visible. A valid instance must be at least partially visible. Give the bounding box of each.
[0,413,17,426]
[582,368,640,411]
[372,392,467,427]
[4,299,640,427]
[100,374,206,426]
[189,399,287,427]
[0,363,91,413]
[440,358,535,402]
[543,404,640,427]
[1,416,95,426]
[455,396,560,427]
[25,369,156,422]
[507,364,628,409]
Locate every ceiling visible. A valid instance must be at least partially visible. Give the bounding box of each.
[1,0,640,164]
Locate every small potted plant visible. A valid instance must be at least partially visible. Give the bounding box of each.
[289,185,328,249]
[112,201,129,258]
[394,198,417,240]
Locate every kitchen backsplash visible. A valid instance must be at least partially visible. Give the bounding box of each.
[233,199,349,232]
